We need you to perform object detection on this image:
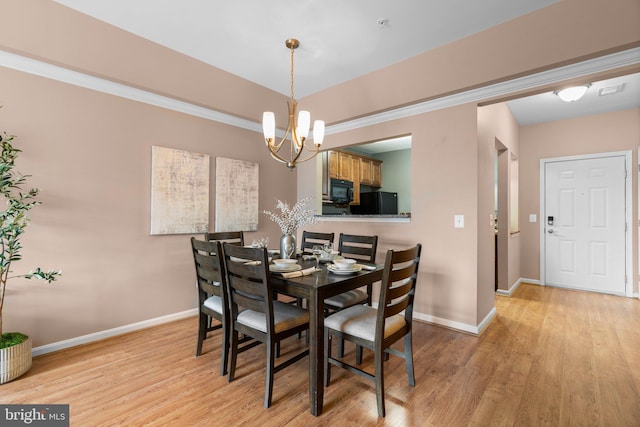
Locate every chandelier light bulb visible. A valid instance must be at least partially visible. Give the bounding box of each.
[297,110,310,140]
[262,112,275,141]
[313,120,325,145]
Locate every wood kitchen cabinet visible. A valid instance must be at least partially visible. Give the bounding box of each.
[360,157,382,187]
[328,150,353,181]
[350,156,360,205]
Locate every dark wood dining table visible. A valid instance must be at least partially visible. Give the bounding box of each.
[270,259,383,416]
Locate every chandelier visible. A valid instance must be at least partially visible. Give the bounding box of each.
[262,38,325,170]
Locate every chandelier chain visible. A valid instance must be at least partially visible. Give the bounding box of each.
[290,44,295,101]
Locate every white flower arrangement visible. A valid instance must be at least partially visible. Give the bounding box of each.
[263,197,319,235]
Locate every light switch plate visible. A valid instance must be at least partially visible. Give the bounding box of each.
[529,214,537,223]
[454,214,464,228]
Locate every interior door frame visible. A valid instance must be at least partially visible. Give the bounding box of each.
[539,150,632,297]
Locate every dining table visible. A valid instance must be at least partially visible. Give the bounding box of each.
[269,257,384,417]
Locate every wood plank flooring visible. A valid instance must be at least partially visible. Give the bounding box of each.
[3,284,640,426]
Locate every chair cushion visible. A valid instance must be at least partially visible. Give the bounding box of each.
[324,305,406,341]
[324,289,368,309]
[237,301,309,333]
[203,295,223,314]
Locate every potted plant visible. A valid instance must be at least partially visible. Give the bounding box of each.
[0,127,60,384]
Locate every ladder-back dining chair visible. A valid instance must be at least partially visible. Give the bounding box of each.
[324,233,379,357]
[300,231,334,255]
[324,243,422,417]
[324,233,378,311]
[222,243,310,408]
[191,237,230,376]
[204,231,245,246]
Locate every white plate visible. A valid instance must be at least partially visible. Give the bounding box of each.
[327,264,362,275]
[269,263,302,273]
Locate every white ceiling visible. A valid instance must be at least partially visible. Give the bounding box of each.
[51,0,639,128]
[506,73,640,126]
[53,0,559,97]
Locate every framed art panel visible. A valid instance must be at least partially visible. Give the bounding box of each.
[150,146,210,235]
[215,157,259,232]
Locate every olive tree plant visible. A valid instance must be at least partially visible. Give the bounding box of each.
[0,130,60,348]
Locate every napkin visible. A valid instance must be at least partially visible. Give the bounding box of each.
[281,267,317,279]
[358,264,377,271]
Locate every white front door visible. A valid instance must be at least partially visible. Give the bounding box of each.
[544,155,626,295]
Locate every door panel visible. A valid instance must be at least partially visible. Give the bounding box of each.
[544,155,626,295]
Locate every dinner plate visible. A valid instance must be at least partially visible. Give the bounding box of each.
[269,263,302,273]
[327,264,362,275]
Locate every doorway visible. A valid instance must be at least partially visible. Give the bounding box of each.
[540,151,631,296]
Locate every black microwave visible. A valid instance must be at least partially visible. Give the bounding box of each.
[330,178,354,204]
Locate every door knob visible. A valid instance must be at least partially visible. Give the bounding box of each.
[547,229,554,234]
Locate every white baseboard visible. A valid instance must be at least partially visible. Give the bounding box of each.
[496,278,541,296]
[413,307,496,336]
[348,302,492,336]
[32,309,198,357]
[33,299,507,356]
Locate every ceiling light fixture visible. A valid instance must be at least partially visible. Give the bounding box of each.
[262,38,324,170]
[554,84,591,102]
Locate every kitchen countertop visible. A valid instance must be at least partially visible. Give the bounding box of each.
[317,214,411,223]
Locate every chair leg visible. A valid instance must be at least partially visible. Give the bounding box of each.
[228,330,239,383]
[404,332,415,386]
[374,348,386,417]
[356,344,363,365]
[324,332,332,387]
[220,317,229,376]
[196,313,207,356]
[338,338,345,358]
[264,338,276,408]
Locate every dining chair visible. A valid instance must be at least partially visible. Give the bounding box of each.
[300,231,334,255]
[204,231,245,246]
[324,233,378,357]
[191,237,230,376]
[324,243,422,417]
[222,243,310,408]
[324,233,378,310]
[293,231,336,311]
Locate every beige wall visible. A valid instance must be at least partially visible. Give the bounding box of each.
[477,103,520,313]
[298,105,482,327]
[0,66,295,346]
[0,0,639,347]
[519,108,640,289]
[302,0,640,123]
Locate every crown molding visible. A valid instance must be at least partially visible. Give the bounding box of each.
[1,47,638,136]
[0,50,262,134]
[326,47,640,135]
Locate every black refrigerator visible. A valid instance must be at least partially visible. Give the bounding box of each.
[352,191,398,215]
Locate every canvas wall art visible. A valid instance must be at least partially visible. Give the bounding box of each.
[150,146,210,235]
[215,157,259,232]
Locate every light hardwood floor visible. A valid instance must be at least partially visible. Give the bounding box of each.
[4,283,640,426]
